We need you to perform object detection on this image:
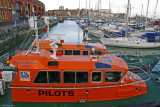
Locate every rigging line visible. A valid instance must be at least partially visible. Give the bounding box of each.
[19,32,31,50]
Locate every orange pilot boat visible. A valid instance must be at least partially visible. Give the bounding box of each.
[32,39,107,55]
[8,16,147,102]
[9,46,147,102]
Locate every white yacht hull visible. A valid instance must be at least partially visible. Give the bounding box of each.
[88,31,104,38]
[100,37,160,48]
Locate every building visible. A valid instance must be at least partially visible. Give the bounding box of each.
[59,6,64,10]
[48,9,78,17]
[0,0,45,22]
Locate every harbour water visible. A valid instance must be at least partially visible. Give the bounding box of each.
[1,20,160,107]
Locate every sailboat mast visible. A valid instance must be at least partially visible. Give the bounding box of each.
[141,4,143,17]
[146,0,149,25]
[79,0,80,17]
[125,0,130,37]
[89,0,91,20]
[109,2,110,22]
[86,0,88,18]
[141,4,143,23]
[154,0,158,20]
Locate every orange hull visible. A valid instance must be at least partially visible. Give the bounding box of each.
[11,83,146,102]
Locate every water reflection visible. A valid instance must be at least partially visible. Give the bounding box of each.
[48,20,84,42]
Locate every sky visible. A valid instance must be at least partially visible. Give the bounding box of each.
[39,0,160,18]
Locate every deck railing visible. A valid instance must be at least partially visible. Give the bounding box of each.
[0,52,9,66]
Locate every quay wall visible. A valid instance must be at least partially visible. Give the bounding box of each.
[0,19,58,53]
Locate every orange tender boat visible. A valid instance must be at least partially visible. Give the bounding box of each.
[9,50,147,102]
[32,39,107,55]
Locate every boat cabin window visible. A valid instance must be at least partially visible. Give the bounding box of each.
[34,71,47,83]
[105,71,123,82]
[95,62,112,69]
[49,50,53,53]
[91,50,103,55]
[48,71,60,83]
[64,71,88,84]
[33,46,37,50]
[65,50,81,55]
[50,50,63,55]
[82,50,89,55]
[73,50,80,55]
[34,71,61,84]
[91,71,102,82]
[65,50,72,55]
[102,57,112,62]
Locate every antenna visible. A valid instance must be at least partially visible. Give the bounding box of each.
[52,34,65,43]
[50,41,58,59]
[28,16,40,54]
[44,16,50,40]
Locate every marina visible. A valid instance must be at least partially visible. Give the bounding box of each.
[1,0,160,106]
[0,20,160,107]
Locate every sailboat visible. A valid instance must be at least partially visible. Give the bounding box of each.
[100,0,160,48]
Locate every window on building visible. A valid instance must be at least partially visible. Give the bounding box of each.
[82,50,89,55]
[34,71,47,83]
[64,71,88,84]
[0,10,2,20]
[65,50,72,55]
[9,11,12,19]
[105,71,123,82]
[48,71,60,83]
[1,10,3,19]
[8,0,10,7]
[92,71,102,82]
[73,50,80,55]
[6,11,8,19]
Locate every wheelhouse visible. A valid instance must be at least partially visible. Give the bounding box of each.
[32,39,106,55]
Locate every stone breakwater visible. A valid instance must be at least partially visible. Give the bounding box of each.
[0,19,58,53]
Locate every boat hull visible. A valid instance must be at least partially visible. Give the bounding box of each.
[100,38,160,48]
[11,83,146,102]
[88,31,104,38]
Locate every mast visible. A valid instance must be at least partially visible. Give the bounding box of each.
[154,0,158,20]
[146,0,149,27]
[109,2,110,23]
[86,0,88,19]
[89,0,91,20]
[141,4,143,24]
[141,4,143,17]
[125,0,130,37]
[129,3,131,29]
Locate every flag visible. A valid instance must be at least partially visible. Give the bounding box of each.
[42,25,47,33]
